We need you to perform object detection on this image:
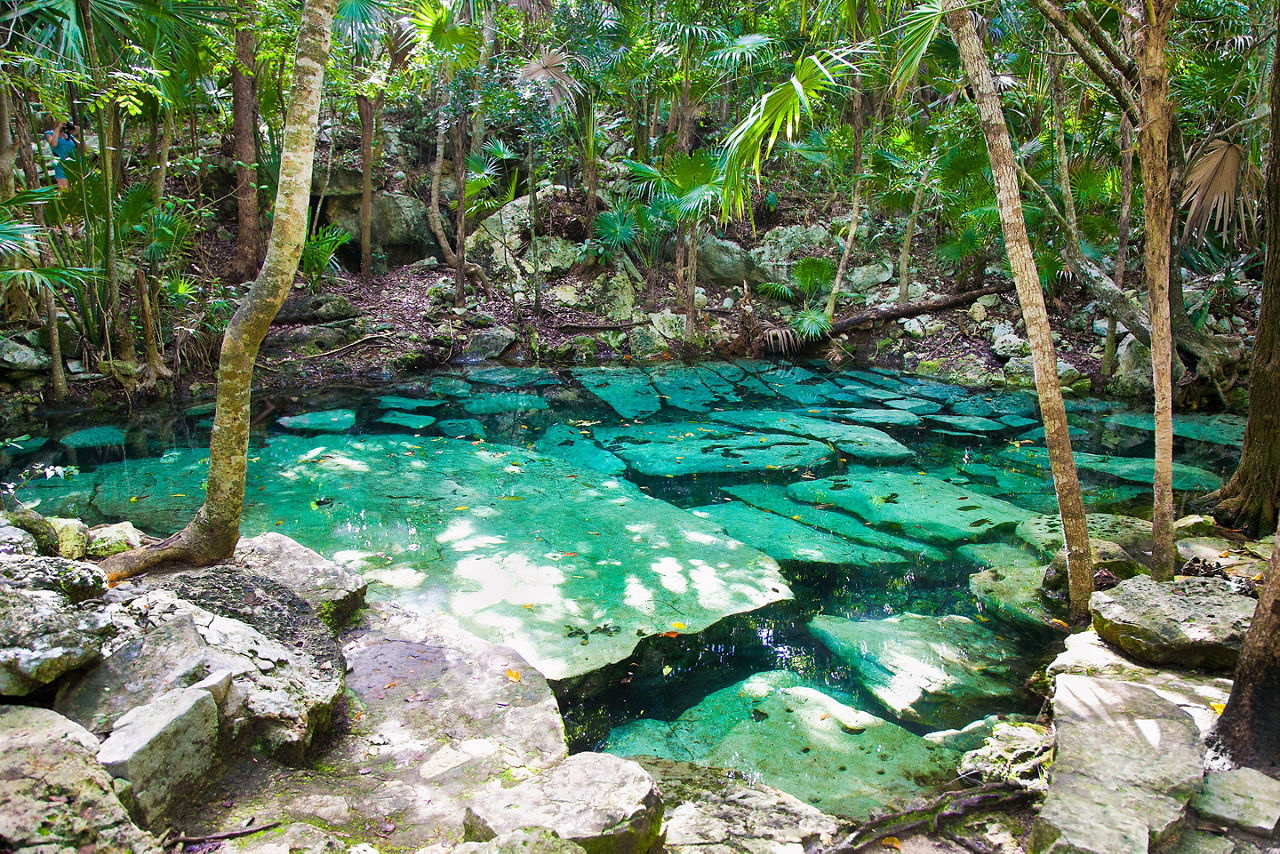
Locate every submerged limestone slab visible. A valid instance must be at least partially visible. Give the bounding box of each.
[809,613,1027,729]
[1017,513,1152,559]
[431,376,473,397]
[969,565,1062,632]
[721,484,945,562]
[702,362,779,398]
[593,423,832,477]
[708,410,913,462]
[377,411,438,431]
[376,395,446,411]
[1003,445,1222,492]
[958,542,1044,570]
[692,502,908,567]
[572,367,662,419]
[787,468,1032,545]
[882,398,943,415]
[646,364,734,412]
[436,418,486,439]
[32,436,791,682]
[1103,412,1248,447]
[467,366,560,387]
[60,426,127,448]
[926,414,1009,433]
[747,364,847,405]
[535,425,626,475]
[276,410,356,433]
[463,393,550,416]
[791,407,922,428]
[604,670,959,820]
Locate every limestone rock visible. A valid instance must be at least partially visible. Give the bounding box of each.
[595,421,832,476]
[709,410,914,463]
[224,822,351,853]
[969,564,1064,632]
[274,293,359,325]
[1042,538,1148,604]
[463,752,663,852]
[1017,512,1152,560]
[1090,576,1254,671]
[693,501,909,567]
[223,532,367,629]
[1030,675,1204,853]
[748,225,831,284]
[697,234,753,285]
[0,524,36,556]
[0,705,161,852]
[1191,768,1280,834]
[97,686,219,826]
[48,516,90,559]
[277,409,357,433]
[86,520,149,557]
[993,334,1029,359]
[0,552,106,602]
[1113,335,1153,397]
[635,756,838,853]
[810,613,1029,730]
[0,335,51,371]
[325,191,442,268]
[455,827,587,853]
[958,721,1053,791]
[462,326,518,361]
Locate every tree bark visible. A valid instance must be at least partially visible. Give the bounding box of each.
[898,162,933,303]
[232,12,263,280]
[453,115,468,306]
[356,92,379,276]
[1212,13,1280,536]
[0,88,17,200]
[1209,507,1280,771]
[1104,113,1135,377]
[103,0,339,580]
[944,0,1093,620]
[1136,0,1177,581]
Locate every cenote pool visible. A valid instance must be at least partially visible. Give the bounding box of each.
[1,360,1245,818]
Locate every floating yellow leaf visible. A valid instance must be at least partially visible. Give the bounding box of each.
[274,520,284,526]
[129,496,139,502]
[500,496,525,501]
[671,621,687,630]
[454,506,468,511]
[1210,702,1226,714]
[662,665,673,677]
[172,493,186,497]
[506,669,521,683]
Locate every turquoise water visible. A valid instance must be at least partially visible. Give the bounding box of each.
[2,361,1242,806]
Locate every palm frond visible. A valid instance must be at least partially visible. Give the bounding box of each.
[1181,139,1261,245]
[518,48,582,106]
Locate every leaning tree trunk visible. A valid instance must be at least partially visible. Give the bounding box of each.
[1136,0,1177,581]
[827,88,865,320]
[102,0,339,581]
[232,10,263,280]
[1212,12,1280,536]
[1209,503,1280,771]
[898,162,933,303]
[945,0,1094,620]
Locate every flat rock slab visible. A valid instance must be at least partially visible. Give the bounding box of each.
[634,757,838,853]
[692,502,909,567]
[1177,537,1269,579]
[572,367,662,419]
[1103,412,1247,447]
[1003,445,1221,492]
[647,364,736,412]
[0,705,161,852]
[437,418,486,439]
[788,468,1032,545]
[27,435,793,681]
[792,406,923,428]
[466,366,560,387]
[721,483,945,562]
[431,376,473,397]
[594,422,833,477]
[809,613,1028,730]
[220,532,367,629]
[958,542,1044,570]
[462,393,550,415]
[463,752,663,852]
[604,670,959,820]
[534,425,626,474]
[882,398,943,414]
[969,566,1063,632]
[1017,512,1152,559]
[376,395,446,411]
[276,410,356,433]
[377,410,438,431]
[708,410,914,462]
[747,364,848,405]
[1030,674,1204,853]
[1191,768,1280,834]
[1090,576,1254,671]
[927,415,1009,433]
[60,425,127,448]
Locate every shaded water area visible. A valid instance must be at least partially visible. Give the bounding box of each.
[2,361,1243,816]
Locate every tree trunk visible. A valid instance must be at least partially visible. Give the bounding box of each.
[1103,114,1135,377]
[898,162,933,303]
[944,0,1093,620]
[357,92,376,276]
[153,107,173,207]
[827,88,865,320]
[136,268,170,385]
[829,282,1014,335]
[102,0,339,580]
[1212,15,1280,536]
[232,13,263,279]
[0,88,17,200]
[685,225,699,338]
[1209,507,1280,771]
[1136,0,1177,581]
[453,115,468,306]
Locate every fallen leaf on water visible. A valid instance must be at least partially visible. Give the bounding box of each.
[660,631,679,638]
[1210,702,1226,714]
[274,520,284,526]
[500,496,524,501]
[561,551,578,557]
[671,621,687,630]
[1050,619,1070,629]
[454,506,468,511]
[506,669,521,683]
[662,665,673,677]
[172,493,186,497]
[523,603,536,610]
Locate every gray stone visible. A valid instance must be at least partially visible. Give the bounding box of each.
[1056,360,1081,384]
[1191,768,1280,834]
[222,533,367,630]
[1029,675,1204,853]
[463,752,663,853]
[0,552,106,602]
[455,827,587,853]
[274,293,360,325]
[0,571,111,695]
[924,715,1003,753]
[748,225,832,283]
[462,326,518,361]
[698,234,753,285]
[97,686,220,826]
[1113,335,1153,397]
[0,335,51,371]
[0,705,161,852]
[1090,576,1254,671]
[635,756,838,853]
[958,721,1053,791]
[993,334,1029,359]
[810,613,1028,729]
[1042,538,1149,604]
[969,565,1064,631]
[325,192,441,268]
[86,520,150,557]
[224,822,350,853]
[48,516,90,559]
[1017,512,1153,560]
[0,524,37,556]
[844,262,892,290]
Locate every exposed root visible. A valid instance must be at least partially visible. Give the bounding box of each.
[99,521,234,583]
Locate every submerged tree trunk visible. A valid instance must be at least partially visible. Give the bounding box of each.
[1136,0,1177,581]
[102,0,339,580]
[232,12,263,280]
[1212,17,1280,536]
[945,0,1093,620]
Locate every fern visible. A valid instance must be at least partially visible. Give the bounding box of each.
[756,280,795,301]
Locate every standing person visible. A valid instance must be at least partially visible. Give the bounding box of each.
[43,121,78,189]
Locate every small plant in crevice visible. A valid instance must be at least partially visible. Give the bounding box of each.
[301,224,352,289]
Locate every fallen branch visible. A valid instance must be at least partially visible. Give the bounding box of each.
[556,321,645,332]
[829,282,1015,336]
[173,821,281,844]
[815,781,1036,853]
[260,333,393,366]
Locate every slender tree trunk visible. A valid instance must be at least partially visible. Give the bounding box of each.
[153,107,173,207]
[102,0,339,580]
[898,162,933,303]
[357,92,377,276]
[1049,44,1077,235]
[685,225,699,337]
[827,89,865,320]
[469,4,494,154]
[136,268,170,383]
[675,221,688,335]
[945,0,1093,620]
[1103,115,1135,378]
[1212,16,1280,536]
[1136,0,1177,581]
[454,115,468,306]
[428,119,459,264]
[232,13,263,279]
[1209,504,1280,771]
[677,58,694,153]
[0,89,17,200]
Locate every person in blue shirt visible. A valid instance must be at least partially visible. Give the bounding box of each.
[43,121,78,189]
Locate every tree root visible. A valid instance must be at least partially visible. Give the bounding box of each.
[99,520,234,583]
[813,782,1037,853]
